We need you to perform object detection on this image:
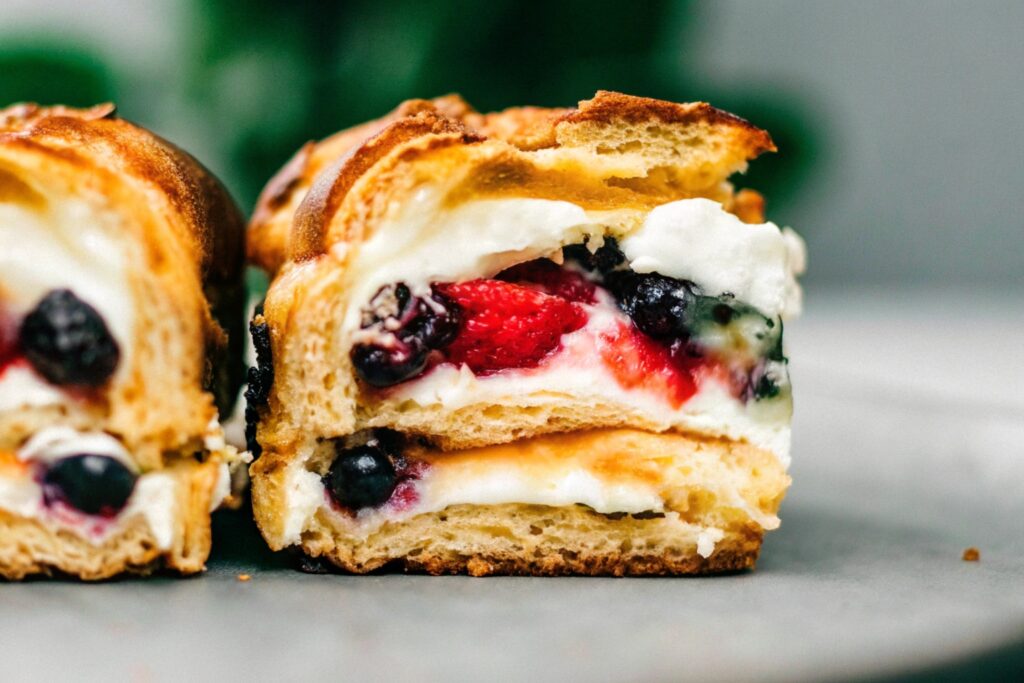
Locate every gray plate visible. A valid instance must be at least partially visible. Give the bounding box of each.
[3,291,1023,682]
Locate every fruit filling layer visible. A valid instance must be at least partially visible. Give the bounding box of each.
[0,428,178,547]
[1,194,133,410]
[351,237,790,413]
[280,428,787,547]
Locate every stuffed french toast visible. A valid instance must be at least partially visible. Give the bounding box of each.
[247,91,805,575]
[0,104,246,579]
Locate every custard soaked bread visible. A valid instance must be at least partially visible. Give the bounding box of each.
[0,104,246,579]
[248,92,805,575]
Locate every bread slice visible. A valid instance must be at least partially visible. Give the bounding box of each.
[246,91,802,575]
[253,429,789,575]
[0,104,245,579]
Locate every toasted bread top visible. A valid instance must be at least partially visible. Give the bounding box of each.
[249,91,774,274]
[0,103,245,294]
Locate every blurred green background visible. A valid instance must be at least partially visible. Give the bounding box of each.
[1,0,1021,291]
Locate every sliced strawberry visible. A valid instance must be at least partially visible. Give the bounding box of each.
[436,279,587,374]
[599,321,700,408]
[497,259,597,304]
[0,306,20,375]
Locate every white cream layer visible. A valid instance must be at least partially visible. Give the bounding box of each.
[0,190,135,409]
[280,456,750,559]
[620,198,806,319]
[0,427,178,549]
[0,192,134,348]
[0,363,65,412]
[343,193,804,336]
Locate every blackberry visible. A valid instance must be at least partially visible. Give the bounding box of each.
[19,289,120,387]
[324,441,398,510]
[350,283,460,388]
[605,271,699,340]
[41,454,137,517]
[244,311,274,458]
[564,237,625,273]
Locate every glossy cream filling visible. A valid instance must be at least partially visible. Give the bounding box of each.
[1,428,177,548]
[0,427,232,549]
[0,192,135,410]
[280,446,773,557]
[342,192,804,337]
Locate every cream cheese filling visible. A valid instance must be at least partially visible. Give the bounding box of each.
[0,428,177,549]
[342,193,804,338]
[0,470,179,550]
[0,190,135,410]
[280,455,756,561]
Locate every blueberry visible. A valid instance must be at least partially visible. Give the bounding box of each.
[41,454,137,517]
[564,237,625,273]
[323,442,397,510]
[19,289,120,387]
[351,339,430,388]
[350,283,460,388]
[605,271,699,340]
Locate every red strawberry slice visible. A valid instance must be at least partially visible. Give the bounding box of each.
[0,307,19,376]
[599,321,700,408]
[497,259,597,304]
[436,279,587,374]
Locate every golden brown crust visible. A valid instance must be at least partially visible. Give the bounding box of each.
[248,95,477,274]
[0,103,245,296]
[563,90,774,151]
[325,526,763,577]
[247,90,773,277]
[290,111,482,263]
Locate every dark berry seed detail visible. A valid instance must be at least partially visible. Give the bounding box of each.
[564,237,625,273]
[244,312,274,457]
[19,289,120,388]
[744,361,787,402]
[41,454,137,517]
[324,442,398,510]
[350,283,460,388]
[605,271,700,341]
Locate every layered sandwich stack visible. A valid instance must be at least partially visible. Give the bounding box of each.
[247,91,805,575]
[0,104,246,579]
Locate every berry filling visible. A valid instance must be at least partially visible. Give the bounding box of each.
[349,238,788,406]
[350,283,459,387]
[434,279,587,374]
[20,289,120,388]
[0,289,120,389]
[324,432,425,513]
[39,454,138,517]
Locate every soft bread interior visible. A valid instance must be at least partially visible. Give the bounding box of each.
[252,428,790,576]
[290,429,788,575]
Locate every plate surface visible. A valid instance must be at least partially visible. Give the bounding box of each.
[3,290,1023,681]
